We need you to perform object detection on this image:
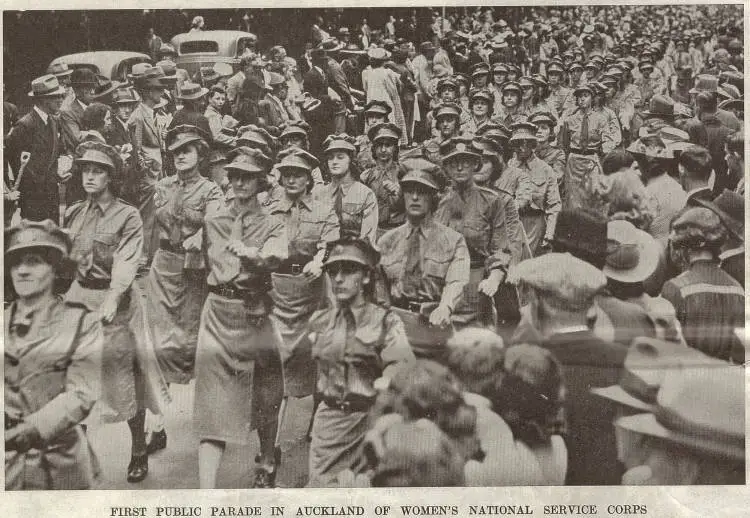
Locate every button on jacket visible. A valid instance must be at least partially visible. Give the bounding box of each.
[154,173,225,243]
[313,181,378,244]
[265,192,340,259]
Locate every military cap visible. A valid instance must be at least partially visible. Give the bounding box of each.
[225,146,273,175]
[111,87,139,104]
[279,121,311,140]
[433,102,462,120]
[509,122,539,143]
[324,237,380,269]
[638,60,654,71]
[471,135,503,157]
[476,122,511,142]
[528,112,557,129]
[276,147,320,174]
[74,141,124,179]
[237,124,277,154]
[501,81,522,95]
[567,62,584,72]
[440,136,482,164]
[573,84,595,97]
[470,62,491,77]
[469,88,494,104]
[368,122,402,144]
[166,124,210,152]
[364,100,392,116]
[322,133,358,155]
[5,219,72,260]
[508,253,606,310]
[437,77,459,93]
[400,157,442,191]
[547,62,565,75]
[492,63,509,74]
[518,76,536,89]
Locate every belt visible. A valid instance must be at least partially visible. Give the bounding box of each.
[393,298,432,313]
[569,147,601,156]
[208,284,253,300]
[321,394,376,413]
[277,257,313,275]
[159,239,185,254]
[78,278,111,290]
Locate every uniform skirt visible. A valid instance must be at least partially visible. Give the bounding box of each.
[564,153,603,212]
[65,280,169,423]
[194,292,284,444]
[308,403,369,488]
[452,266,496,329]
[270,273,324,397]
[520,212,546,256]
[145,248,208,384]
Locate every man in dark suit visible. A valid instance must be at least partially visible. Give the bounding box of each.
[258,72,293,134]
[5,75,68,222]
[146,28,163,61]
[313,41,355,134]
[59,68,97,154]
[509,252,628,486]
[678,144,715,205]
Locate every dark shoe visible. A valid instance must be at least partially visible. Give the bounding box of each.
[251,465,277,488]
[127,454,148,483]
[146,429,167,455]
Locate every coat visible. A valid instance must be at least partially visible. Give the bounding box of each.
[5,300,102,489]
[59,99,86,154]
[258,94,289,131]
[4,107,61,222]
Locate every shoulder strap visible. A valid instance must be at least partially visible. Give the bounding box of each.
[53,306,88,372]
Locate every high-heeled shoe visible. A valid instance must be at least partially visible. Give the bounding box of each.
[146,429,167,455]
[127,454,148,483]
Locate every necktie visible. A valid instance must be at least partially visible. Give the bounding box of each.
[329,307,355,397]
[333,186,344,223]
[76,206,99,277]
[402,227,422,300]
[169,181,185,247]
[11,311,33,338]
[227,212,245,280]
[288,202,300,245]
[580,112,590,152]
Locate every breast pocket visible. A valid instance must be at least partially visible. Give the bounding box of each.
[529,175,548,210]
[350,327,382,368]
[93,232,118,270]
[423,255,450,283]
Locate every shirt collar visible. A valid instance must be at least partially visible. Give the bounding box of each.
[686,186,710,198]
[406,215,436,238]
[277,192,312,212]
[33,105,49,125]
[87,196,115,215]
[342,297,368,328]
[141,102,155,119]
[77,99,88,111]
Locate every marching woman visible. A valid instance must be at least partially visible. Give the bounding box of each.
[144,124,224,453]
[313,134,379,244]
[265,147,340,403]
[360,123,406,237]
[5,220,103,489]
[307,236,415,487]
[195,147,288,489]
[436,137,525,328]
[63,141,169,483]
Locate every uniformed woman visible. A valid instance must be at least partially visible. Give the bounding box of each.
[64,141,169,483]
[463,88,495,136]
[313,134,378,243]
[436,137,525,328]
[266,147,340,399]
[144,124,224,450]
[307,237,415,487]
[529,112,567,189]
[360,123,406,237]
[493,81,527,127]
[195,146,288,489]
[5,220,103,490]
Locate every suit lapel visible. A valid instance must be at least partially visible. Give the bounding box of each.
[140,104,161,146]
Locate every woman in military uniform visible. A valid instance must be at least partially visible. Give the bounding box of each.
[195,147,288,489]
[307,237,415,487]
[313,134,378,243]
[63,141,169,483]
[144,124,224,452]
[5,220,103,490]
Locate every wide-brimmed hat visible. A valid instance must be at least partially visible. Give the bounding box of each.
[91,75,122,102]
[364,100,392,117]
[689,74,719,94]
[322,133,357,155]
[165,124,209,152]
[28,74,67,98]
[367,48,391,61]
[135,66,166,90]
[693,189,744,242]
[128,62,154,82]
[603,220,661,284]
[317,38,344,53]
[509,122,539,143]
[225,146,273,175]
[625,138,672,160]
[47,62,74,79]
[368,122,402,144]
[400,157,441,192]
[440,136,482,164]
[74,140,124,179]
[340,43,366,55]
[178,81,209,101]
[5,219,72,260]
[718,98,743,112]
[111,87,139,105]
[277,147,319,174]
[615,361,744,461]
[70,68,98,86]
[551,208,608,269]
[154,61,178,83]
[324,237,380,269]
[641,94,675,118]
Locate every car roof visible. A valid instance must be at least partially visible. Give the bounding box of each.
[49,51,152,76]
[171,30,256,45]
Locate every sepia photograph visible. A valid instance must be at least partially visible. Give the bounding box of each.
[2,2,746,496]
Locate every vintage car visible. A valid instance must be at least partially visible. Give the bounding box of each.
[48,51,153,82]
[170,30,257,78]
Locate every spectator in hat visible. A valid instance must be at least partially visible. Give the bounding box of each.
[258,72,297,133]
[677,145,715,205]
[307,237,414,487]
[412,42,437,141]
[157,44,190,94]
[684,94,736,193]
[425,78,470,136]
[169,82,211,133]
[143,125,225,458]
[145,27,163,61]
[362,48,408,146]
[662,206,744,364]
[5,74,68,222]
[355,100,392,171]
[500,122,561,255]
[508,252,627,485]
[360,123,407,235]
[47,62,75,106]
[421,103,463,164]
[436,137,524,328]
[195,146,287,489]
[725,131,744,196]
[634,60,666,109]
[59,68,98,154]
[109,88,138,149]
[5,219,103,489]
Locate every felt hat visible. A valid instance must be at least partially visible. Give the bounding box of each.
[400,157,442,192]
[47,62,74,79]
[70,68,98,86]
[225,146,273,175]
[550,209,608,269]
[165,124,210,152]
[5,219,72,260]
[74,140,123,180]
[177,81,209,101]
[322,133,357,155]
[603,220,661,284]
[28,75,67,98]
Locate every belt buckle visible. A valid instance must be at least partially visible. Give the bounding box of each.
[291,263,302,275]
[408,301,422,313]
[340,398,352,411]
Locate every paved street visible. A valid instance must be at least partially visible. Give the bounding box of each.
[88,384,314,489]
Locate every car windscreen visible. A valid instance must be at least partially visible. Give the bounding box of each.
[180,41,219,54]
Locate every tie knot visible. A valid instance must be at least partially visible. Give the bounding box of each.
[11,312,33,338]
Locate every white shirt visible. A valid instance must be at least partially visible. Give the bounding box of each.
[33,105,49,125]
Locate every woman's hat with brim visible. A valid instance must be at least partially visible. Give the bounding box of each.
[237,124,277,154]
[47,62,74,79]
[509,122,539,143]
[603,220,661,284]
[28,74,67,98]
[367,48,391,61]
[74,140,124,178]
[368,122,402,144]
[718,98,743,112]
[440,136,482,164]
[693,189,744,242]
[225,146,273,175]
[400,157,441,192]
[323,134,357,155]
[5,219,72,260]
[166,124,210,153]
[277,147,320,174]
[178,82,209,101]
[324,237,380,269]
